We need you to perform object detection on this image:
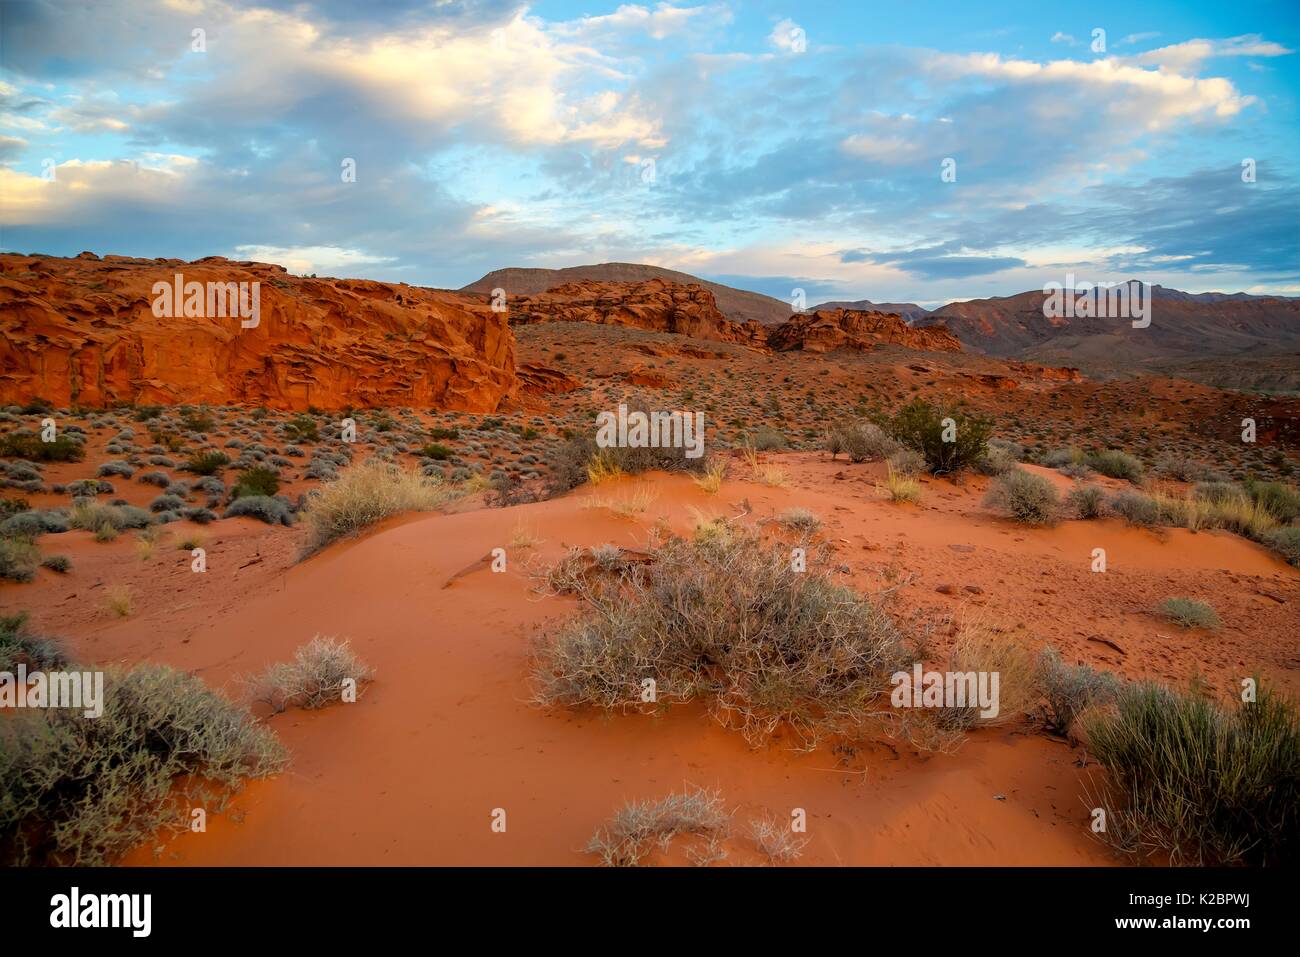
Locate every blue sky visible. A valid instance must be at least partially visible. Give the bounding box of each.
[1,0,1297,306]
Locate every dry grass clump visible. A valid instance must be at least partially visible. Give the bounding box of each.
[776,507,821,532]
[1157,597,1221,630]
[883,465,922,503]
[758,465,788,487]
[586,787,731,866]
[582,485,657,519]
[690,458,727,494]
[531,530,908,748]
[1084,682,1299,865]
[1036,646,1120,738]
[301,460,463,555]
[105,584,132,617]
[0,664,287,865]
[0,612,67,671]
[748,813,809,863]
[247,636,374,713]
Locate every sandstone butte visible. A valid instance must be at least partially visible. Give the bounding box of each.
[767,307,964,354]
[0,253,516,412]
[507,278,770,348]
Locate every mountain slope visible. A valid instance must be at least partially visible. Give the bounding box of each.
[916,285,1300,363]
[462,263,792,326]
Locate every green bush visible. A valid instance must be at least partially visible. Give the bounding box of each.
[0,612,67,670]
[1157,597,1220,630]
[0,664,287,865]
[0,433,84,462]
[1084,682,1299,865]
[41,554,71,574]
[224,495,295,526]
[886,399,991,475]
[420,443,454,461]
[1087,449,1144,483]
[184,450,231,475]
[1244,479,1300,523]
[232,465,280,499]
[284,415,321,443]
[983,468,1059,525]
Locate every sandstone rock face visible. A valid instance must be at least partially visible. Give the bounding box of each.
[768,308,963,354]
[1006,361,1084,383]
[0,254,516,411]
[516,363,584,395]
[506,279,768,347]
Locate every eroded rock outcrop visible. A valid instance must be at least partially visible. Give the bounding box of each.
[768,308,962,354]
[0,254,517,411]
[506,279,768,347]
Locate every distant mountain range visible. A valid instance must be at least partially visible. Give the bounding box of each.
[464,265,1300,368]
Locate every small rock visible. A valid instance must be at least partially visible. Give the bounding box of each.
[936,583,956,595]
[963,584,983,594]
[993,794,1006,801]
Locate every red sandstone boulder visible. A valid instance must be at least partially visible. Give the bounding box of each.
[768,308,963,354]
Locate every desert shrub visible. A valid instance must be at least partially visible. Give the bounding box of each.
[41,555,71,574]
[834,421,899,464]
[749,813,808,863]
[1110,489,1160,527]
[0,433,84,462]
[179,409,216,433]
[180,506,217,524]
[247,637,374,713]
[884,466,922,503]
[0,612,67,670]
[886,399,991,475]
[1,497,31,522]
[1087,449,1144,483]
[886,447,924,477]
[232,465,280,499]
[975,443,1017,476]
[1244,479,1300,523]
[184,450,230,475]
[138,470,171,487]
[149,494,184,514]
[0,509,68,538]
[934,625,1038,732]
[284,415,320,443]
[1193,481,1245,505]
[1155,455,1209,482]
[1266,527,1300,566]
[420,443,454,460]
[531,531,908,748]
[1065,483,1107,519]
[545,414,709,498]
[983,468,1059,525]
[1203,494,1277,539]
[1043,446,1086,469]
[0,538,40,583]
[743,427,787,452]
[301,461,460,554]
[69,502,152,532]
[192,475,225,497]
[96,460,134,479]
[586,787,730,867]
[776,507,821,532]
[224,495,295,527]
[1037,646,1120,737]
[1084,682,1299,865]
[690,458,727,494]
[1157,597,1220,630]
[0,664,288,865]
[428,426,460,441]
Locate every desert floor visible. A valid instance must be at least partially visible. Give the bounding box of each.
[7,451,1296,866]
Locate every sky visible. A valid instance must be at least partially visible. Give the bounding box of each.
[1,0,1298,308]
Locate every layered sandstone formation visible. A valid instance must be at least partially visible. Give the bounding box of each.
[506,279,768,347]
[0,254,516,411]
[768,308,963,354]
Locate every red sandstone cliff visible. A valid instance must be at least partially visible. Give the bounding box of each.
[767,308,963,354]
[505,278,768,347]
[0,254,516,411]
